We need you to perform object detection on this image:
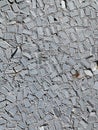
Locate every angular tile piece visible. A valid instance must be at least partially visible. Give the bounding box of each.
[39,126,44,130]
[61,1,65,9]
[0,101,6,108]
[53,107,61,117]
[0,118,6,125]
[54,120,62,130]
[21,7,30,15]
[93,70,98,75]
[81,59,90,68]
[6,94,16,103]
[84,70,93,77]
[7,25,17,33]
[4,33,14,40]
[12,3,20,13]
[23,17,31,23]
[18,121,26,129]
[93,82,98,90]
[23,29,32,35]
[26,22,35,29]
[0,29,3,38]
[29,69,38,75]
[31,0,36,8]
[7,10,16,20]
[8,0,14,3]
[0,95,5,102]
[35,90,45,98]
[37,0,44,8]
[0,39,10,49]
[16,0,23,3]
[24,98,31,107]
[22,52,31,59]
[80,119,88,129]
[68,1,75,10]
[0,0,8,8]
[37,27,44,36]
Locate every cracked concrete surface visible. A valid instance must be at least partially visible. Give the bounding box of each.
[0,0,98,130]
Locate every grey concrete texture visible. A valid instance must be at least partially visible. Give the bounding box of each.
[0,0,98,130]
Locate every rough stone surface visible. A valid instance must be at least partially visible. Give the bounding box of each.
[0,0,98,130]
